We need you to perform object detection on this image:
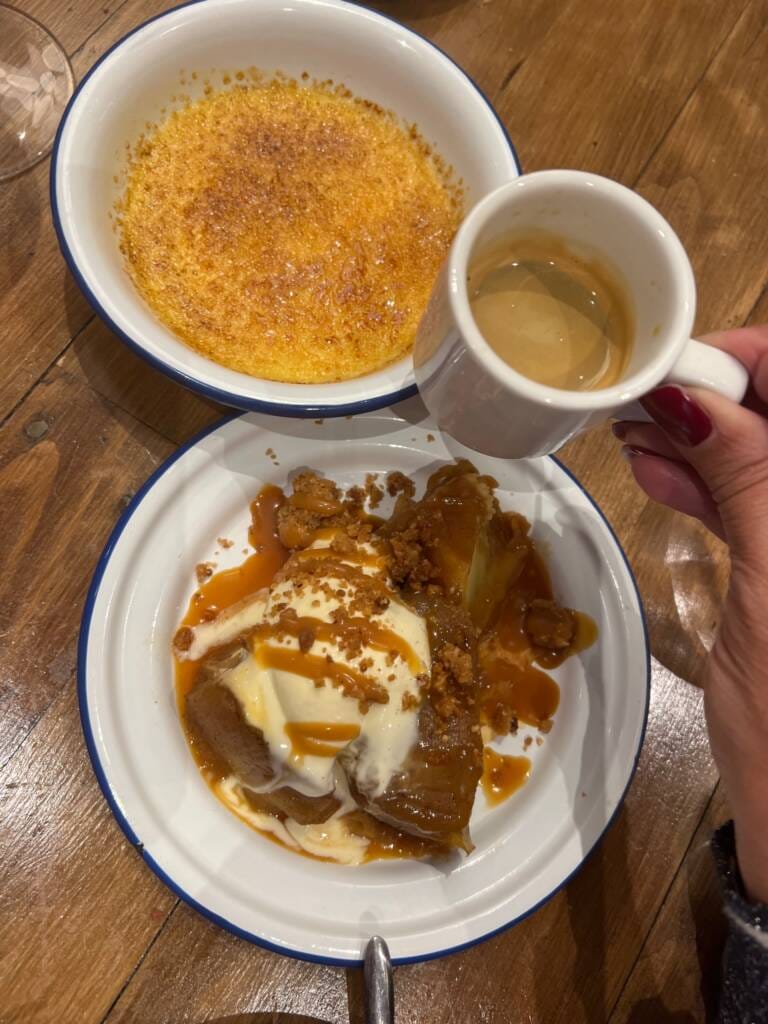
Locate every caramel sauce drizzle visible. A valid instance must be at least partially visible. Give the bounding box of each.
[294,544,385,569]
[175,485,288,705]
[535,612,598,669]
[481,657,561,729]
[479,545,597,735]
[285,721,361,758]
[289,555,390,591]
[252,613,422,674]
[254,645,388,706]
[285,492,344,515]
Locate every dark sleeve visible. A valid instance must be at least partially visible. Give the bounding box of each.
[712,821,768,1023]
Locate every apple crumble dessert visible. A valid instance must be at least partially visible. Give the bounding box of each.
[173,462,596,864]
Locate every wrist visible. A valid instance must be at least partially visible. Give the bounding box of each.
[734,817,768,904]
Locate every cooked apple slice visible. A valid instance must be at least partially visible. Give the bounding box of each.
[385,461,530,630]
[186,641,340,825]
[340,694,482,852]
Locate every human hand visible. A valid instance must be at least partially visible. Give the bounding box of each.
[613,324,768,903]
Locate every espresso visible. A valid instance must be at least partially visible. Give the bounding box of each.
[468,231,632,391]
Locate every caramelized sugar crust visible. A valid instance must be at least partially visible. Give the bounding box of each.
[118,77,462,383]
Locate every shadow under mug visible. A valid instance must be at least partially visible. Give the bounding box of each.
[413,170,748,459]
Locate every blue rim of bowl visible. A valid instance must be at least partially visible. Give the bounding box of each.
[77,411,651,967]
[49,0,522,418]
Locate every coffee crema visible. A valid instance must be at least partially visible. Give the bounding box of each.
[468,231,633,391]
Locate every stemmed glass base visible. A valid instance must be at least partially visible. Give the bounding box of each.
[0,4,74,181]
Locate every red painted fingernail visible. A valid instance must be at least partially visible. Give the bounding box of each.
[621,444,663,460]
[612,422,629,440]
[640,386,712,447]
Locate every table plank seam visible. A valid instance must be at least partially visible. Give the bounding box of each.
[628,0,751,192]
[498,58,526,94]
[67,0,133,61]
[0,369,172,776]
[605,780,721,1023]
[52,353,221,450]
[0,313,95,434]
[744,284,768,325]
[98,899,181,1024]
[0,678,73,774]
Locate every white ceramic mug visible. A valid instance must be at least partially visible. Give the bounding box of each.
[413,170,749,459]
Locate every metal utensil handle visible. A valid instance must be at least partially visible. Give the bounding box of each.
[364,936,394,1024]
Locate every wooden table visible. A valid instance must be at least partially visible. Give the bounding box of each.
[1,0,766,1020]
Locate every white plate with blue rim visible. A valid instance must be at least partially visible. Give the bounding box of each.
[51,0,520,418]
[78,402,649,964]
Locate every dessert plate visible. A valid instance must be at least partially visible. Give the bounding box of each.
[78,401,649,964]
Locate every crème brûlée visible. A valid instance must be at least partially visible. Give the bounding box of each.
[117,76,463,383]
[173,466,597,865]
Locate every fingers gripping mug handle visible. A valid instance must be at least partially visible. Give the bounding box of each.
[667,338,749,403]
[619,338,750,423]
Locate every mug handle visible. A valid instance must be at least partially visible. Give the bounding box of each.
[620,338,749,422]
[667,337,749,403]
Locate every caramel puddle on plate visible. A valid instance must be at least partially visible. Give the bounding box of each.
[482,748,531,806]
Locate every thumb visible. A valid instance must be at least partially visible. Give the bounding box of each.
[640,384,768,565]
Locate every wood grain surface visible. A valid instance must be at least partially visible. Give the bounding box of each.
[1,0,767,1021]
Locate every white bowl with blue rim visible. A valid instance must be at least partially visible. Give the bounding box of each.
[51,0,520,417]
[79,407,649,963]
